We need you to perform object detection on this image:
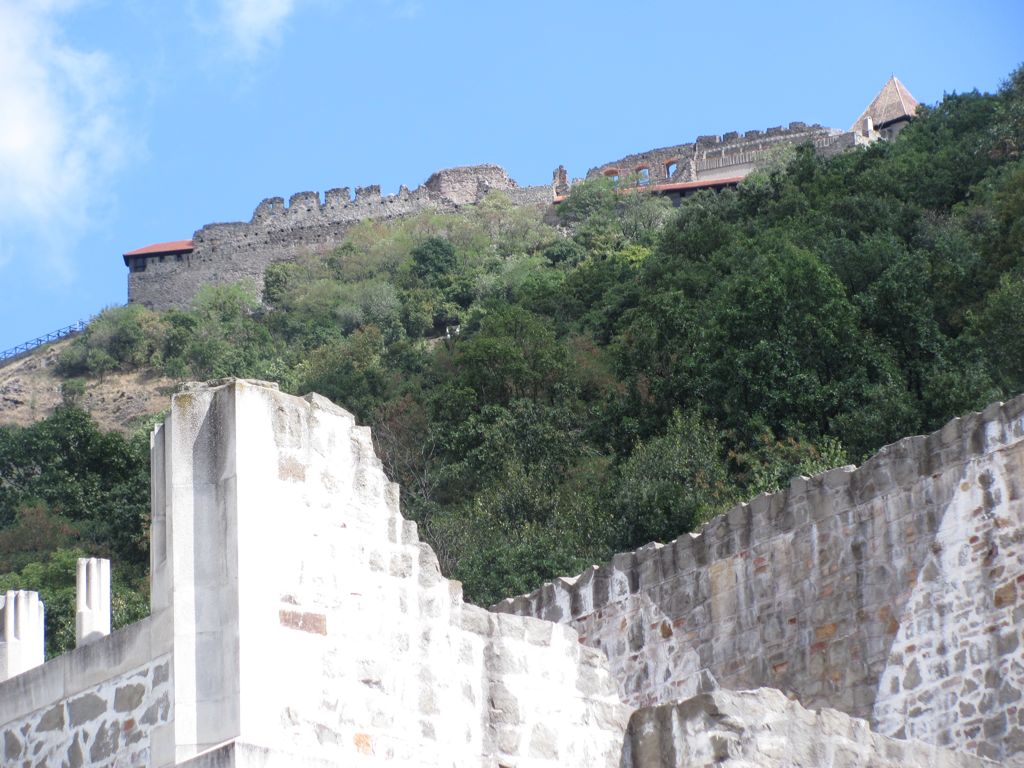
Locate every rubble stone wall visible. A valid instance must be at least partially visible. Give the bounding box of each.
[1,656,171,767]
[125,125,874,312]
[0,616,173,767]
[621,688,997,768]
[494,395,1024,766]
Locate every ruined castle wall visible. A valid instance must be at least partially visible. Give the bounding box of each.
[0,616,173,766]
[127,191,454,310]
[504,184,557,208]
[621,688,997,768]
[155,380,627,766]
[586,122,844,185]
[128,166,554,311]
[494,395,1024,766]
[0,379,628,767]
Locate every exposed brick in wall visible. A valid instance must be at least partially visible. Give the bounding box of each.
[493,395,1024,766]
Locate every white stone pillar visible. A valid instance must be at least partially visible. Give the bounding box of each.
[0,590,45,681]
[76,557,111,646]
[164,379,362,762]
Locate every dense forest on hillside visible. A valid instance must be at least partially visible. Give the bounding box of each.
[3,66,1022,654]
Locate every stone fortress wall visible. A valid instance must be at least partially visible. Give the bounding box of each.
[127,165,554,311]
[0,380,1017,766]
[586,120,868,187]
[126,113,880,313]
[494,394,1024,766]
[0,380,630,767]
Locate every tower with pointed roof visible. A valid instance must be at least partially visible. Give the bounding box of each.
[851,75,919,140]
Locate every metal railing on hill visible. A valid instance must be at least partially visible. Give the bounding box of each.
[0,321,88,365]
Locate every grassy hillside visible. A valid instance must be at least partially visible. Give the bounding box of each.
[2,65,1022,655]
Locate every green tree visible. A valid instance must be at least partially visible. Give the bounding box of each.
[0,548,148,658]
[0,406,150,570]
[448,305,572,406]
[967,274,1024,394]
[411,237,457,284]
[614,411,734,548]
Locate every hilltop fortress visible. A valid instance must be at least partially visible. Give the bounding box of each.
[125,77,918,311]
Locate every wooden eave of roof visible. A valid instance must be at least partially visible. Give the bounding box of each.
[123,240,194,266]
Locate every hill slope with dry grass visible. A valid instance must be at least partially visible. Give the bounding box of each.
[0,339,175,434]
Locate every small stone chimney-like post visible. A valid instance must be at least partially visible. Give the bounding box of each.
[0,590,45,681]
[76,557,111,646]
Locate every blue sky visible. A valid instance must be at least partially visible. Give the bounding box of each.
[0,0,1021,352]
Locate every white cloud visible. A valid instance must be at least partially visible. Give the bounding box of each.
[0,0,129,281]
[217,0,297,59]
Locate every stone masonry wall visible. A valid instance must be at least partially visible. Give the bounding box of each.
[494,395,1024,765]
[152,379,628,766]
[621,688,997,768]
[586,122,868,186]
[1,655,171,767]
[0,615,174,767]
[128,165,553,311]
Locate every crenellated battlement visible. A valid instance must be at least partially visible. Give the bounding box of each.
[127,164,554,310]
[247,177,442,227]
[585,120,859,188]
[122,118,866,313]
[494,394,1024,765]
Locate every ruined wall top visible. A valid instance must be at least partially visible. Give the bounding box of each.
[214,163,538,235]
[0,378,630,767]
[494,393,1024,765]
[586,121,851,186]
[423,163,519,204]
[125,164,555,310]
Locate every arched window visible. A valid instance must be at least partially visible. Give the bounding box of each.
[637,167,650,185]
[665,161,679,179]
[603,168,620,186]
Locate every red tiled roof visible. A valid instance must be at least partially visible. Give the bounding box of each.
[123,240,194,266]
[124,240,194,257]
